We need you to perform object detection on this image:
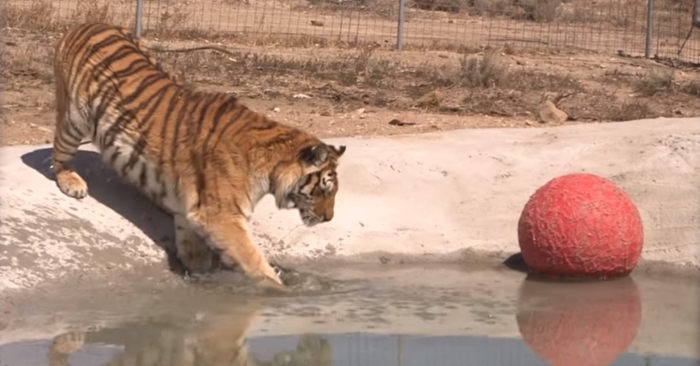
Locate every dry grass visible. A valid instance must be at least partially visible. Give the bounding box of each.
[1,0,699,147]
[148,45,585,114]
[601,66,700,100]
[407,0,562,22]
[633,69,675,96]
[1,0,192,39]
[2,0,130,32]
[681,80,700,97]
[2,0,695,65]
[607,101,655,122]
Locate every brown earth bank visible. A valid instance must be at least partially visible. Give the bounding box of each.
[2,26,700,147]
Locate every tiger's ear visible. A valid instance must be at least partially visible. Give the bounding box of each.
[331,145,347,157]
[300,144,331,167]
[300,144,347,167]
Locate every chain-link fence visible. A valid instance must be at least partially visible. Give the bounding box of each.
[3,0,700,63]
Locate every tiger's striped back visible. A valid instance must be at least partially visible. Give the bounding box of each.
[51,23,347,288]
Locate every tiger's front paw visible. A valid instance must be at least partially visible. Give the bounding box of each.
[257,276,291,294]
[55,170,88,199]
[272,264,285,278]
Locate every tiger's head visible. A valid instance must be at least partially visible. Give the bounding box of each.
[275,143,347,227]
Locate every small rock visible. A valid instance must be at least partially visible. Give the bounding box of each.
[536,100,568,124]
[292,93,311,99]
[354,108,365,115]
[272,107,280,113]
[310,20,324,27]
[389,119,417,127]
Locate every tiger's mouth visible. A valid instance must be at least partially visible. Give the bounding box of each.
[299,210,322,227]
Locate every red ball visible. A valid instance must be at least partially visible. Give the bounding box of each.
[517,173,643,278]
[516,277,642,366]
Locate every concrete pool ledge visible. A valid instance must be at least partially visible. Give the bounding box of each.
[1,117,699,291]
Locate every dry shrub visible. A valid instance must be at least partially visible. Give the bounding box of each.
[517,0,561,22]
[304,0,398,19]
[408,0,562,20]
[680,79,700,97]
[456,51,509,87]
[409,0,465,13]
[69,0,114,25]
[2,0,128,32]
[510,70,582,92]
[470,0,512,15]
[633,69,674,96]
[152,7,192,38]
[2,0,57,31]
[607,101,654,121]
[558,6,599,24]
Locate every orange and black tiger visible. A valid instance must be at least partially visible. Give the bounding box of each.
[51,23,347,289]
[47,300,333,366]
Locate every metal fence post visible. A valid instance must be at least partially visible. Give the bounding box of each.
[396,0,406,51]
[135,0,144,38]
[644,0,654,58]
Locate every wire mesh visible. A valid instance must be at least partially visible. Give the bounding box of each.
[652,0,700,61]
[2,0,700,63]
[138,0,399,47]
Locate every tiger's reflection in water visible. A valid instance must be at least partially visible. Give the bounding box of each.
[47,300,332,366]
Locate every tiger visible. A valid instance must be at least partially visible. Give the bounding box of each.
[50,23,347,290]
[47,300,333,366]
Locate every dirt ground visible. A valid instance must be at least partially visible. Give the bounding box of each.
[2,24,700,146]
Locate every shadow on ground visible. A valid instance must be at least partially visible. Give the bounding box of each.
[19,147,188,274]
[503,252,529,273]
[18,147,334,290]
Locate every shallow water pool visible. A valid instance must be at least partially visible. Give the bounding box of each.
[0,264,698,366]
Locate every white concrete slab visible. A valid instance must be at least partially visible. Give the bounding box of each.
[1,117,698,291]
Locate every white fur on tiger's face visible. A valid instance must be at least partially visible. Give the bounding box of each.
[284,144,345,227]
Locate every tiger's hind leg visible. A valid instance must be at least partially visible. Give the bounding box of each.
[174,214,217,274]
[51,76,89,199]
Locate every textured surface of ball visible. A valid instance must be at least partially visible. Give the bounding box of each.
[516,277,642,366]
[517,173,643,278]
